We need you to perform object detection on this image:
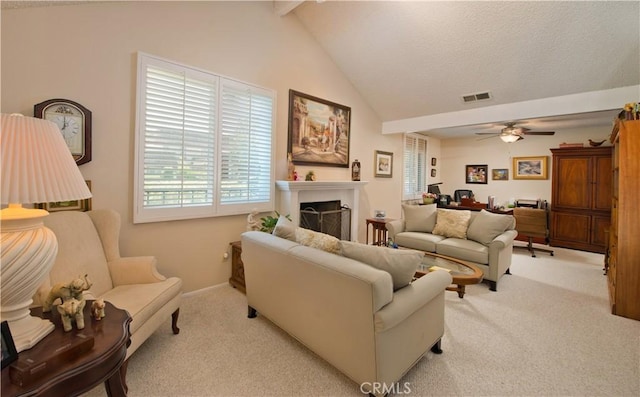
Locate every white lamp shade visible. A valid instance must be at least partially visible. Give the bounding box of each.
[1,113,92,204]
[500,132,521,143]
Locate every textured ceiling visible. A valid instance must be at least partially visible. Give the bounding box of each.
[293,1,640,138]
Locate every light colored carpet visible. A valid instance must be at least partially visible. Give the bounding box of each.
[84,246,640,396]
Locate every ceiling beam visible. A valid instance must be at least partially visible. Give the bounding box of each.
[382,85,640,134]
[273,1,305,17]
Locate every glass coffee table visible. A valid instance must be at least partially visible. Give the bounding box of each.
[414,252,484,298]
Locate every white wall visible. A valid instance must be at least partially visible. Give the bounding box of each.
[1,1,403,292]
[437,125,613,208]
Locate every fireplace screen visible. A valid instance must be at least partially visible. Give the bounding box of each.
[300,206,351,241]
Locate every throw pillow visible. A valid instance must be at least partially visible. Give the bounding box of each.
[432,209,471,239]
[295,228,341,255]
[402,203,438,232]
[340,241,422,291]
[466,210,514,245]
[272,215,297,241]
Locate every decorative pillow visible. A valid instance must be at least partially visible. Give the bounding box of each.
[432,209,471,239]
[466,210,514,245]
[272,215,297,241]
[295,228,341,255]
[402,203,438,232]
[340,241,422,291]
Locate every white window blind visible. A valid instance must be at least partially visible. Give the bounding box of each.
[134,53,275,223]
[403,134,428,200]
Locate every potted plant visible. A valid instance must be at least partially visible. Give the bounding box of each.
[422,192,437,204]
[260,211,291,233]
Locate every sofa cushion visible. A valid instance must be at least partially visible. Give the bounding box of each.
[394,231,445,253]
[436,238,488,264]
[402,203,437,232]
[340,241,422,291]
[466,210,515,245]
[273,215,297,241]
[432,209,471,239]
[295,228,341,255]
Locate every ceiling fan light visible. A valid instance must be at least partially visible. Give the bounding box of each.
[500,133,520,143]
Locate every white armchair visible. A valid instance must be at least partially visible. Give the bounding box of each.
[34,209,182,360]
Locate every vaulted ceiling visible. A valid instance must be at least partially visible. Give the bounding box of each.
[289,1,640,138]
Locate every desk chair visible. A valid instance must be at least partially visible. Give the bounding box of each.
[453,189,474,203]
[513,207,554,257]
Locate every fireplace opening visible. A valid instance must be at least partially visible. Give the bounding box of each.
[300,200,351,240]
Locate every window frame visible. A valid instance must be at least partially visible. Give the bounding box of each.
[134,52,275,223]
[402,133,429,201]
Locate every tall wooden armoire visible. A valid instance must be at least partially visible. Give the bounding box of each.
[549,146,612,253]
[607,119,640,321]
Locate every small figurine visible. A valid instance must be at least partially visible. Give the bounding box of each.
[246,208,261,231]
[57,298,86,332]
[91,299,106,320]
[43,274,93,312]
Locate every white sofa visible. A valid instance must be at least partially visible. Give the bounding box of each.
[386,205,517,291]
[241,230,452,396]
[35,209,183,360]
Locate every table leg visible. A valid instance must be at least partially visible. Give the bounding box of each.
[104,360,128,397]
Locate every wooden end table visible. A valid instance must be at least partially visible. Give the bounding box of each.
[414,252,483,298]
[1,301,131,397]
[366,217,394,246]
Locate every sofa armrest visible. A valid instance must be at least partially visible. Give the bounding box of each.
[374,270,452,332]
[385,219,406,239]
[489,229,518,249]
[108,256,167,286]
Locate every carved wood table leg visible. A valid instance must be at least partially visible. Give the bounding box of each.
[171,309,180,334]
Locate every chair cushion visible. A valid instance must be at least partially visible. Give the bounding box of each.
[432,209,471,239]
[402,203,437,232]
[466,210,515,245]
[436,238,488,264]
[394,232,444,253]
[340,241,421,291]
[100,277,182,334]
[273,215,297,241]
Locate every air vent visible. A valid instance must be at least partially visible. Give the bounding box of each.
[461,91,492,103]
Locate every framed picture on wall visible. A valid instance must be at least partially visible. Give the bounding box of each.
[35,180,92,212]
[492,168,509,180]
[513,156,548,180]
[287,90,351,168]
[431,169,437,177]
[431,157,437,166]
[465,164,488,184]
[374,150,393,178]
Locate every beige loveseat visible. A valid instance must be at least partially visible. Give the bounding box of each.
[241,230,452,396]
[386,205,517,291]
[34,209,183,360]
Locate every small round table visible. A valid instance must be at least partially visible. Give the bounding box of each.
[1,301,131,397]
[414,252,483,298]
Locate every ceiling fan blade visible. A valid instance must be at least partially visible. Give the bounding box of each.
[523,131,555,135]
[475,132,500,136]
[476,134,499,141]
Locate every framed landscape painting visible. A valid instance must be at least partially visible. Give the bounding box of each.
[492,168,509,180]
[513,156,548,180]
[287,90,351,168]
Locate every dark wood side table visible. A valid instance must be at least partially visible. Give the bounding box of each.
[366,218,394,246]
[1,301,131,397]
[229,241,246,293]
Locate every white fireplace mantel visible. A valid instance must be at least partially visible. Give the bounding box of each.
[275,180,368,241]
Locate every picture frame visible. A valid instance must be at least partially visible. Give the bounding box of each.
[287,90,351,168]
[492,168,509,181]
[431,157,437,166]
[431,169,437,177]
[35,180,92,212]
[465,164,488,184]
[1,321,18,370]
[374,150,393,178]
[513,156,549,180]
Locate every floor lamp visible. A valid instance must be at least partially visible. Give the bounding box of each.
[1,113,92,352]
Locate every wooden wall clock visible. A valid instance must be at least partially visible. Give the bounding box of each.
[34,98,92,165]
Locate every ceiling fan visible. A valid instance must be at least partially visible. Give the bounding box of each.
[475,122,555,142]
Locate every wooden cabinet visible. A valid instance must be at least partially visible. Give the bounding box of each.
[229,241,246,293]
[549,146,612,253]
[607,120,640,321]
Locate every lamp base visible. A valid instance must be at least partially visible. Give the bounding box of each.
[1,206,57,352]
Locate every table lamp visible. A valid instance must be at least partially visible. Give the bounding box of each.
[1,113,92,352]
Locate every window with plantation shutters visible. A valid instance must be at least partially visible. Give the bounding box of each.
[134,53,275,223]
[403,134,428,201]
